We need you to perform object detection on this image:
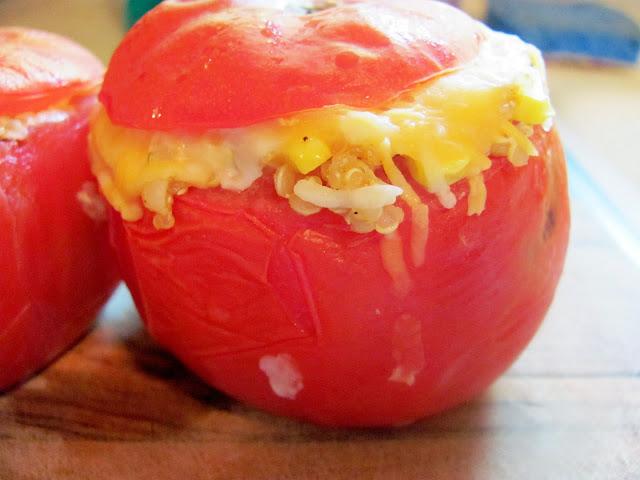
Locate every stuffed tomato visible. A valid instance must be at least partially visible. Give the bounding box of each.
[0,28,119,390]
[92,0,569,426]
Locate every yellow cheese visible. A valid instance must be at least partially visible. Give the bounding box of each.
[467,174,487,215]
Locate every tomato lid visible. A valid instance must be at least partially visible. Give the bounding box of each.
[100,0,483,130]
[0,28,103,116]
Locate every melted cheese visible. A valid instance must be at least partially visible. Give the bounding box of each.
[90,28,552,231]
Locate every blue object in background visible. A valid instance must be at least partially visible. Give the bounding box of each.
[125,0,162,28]
[487,0,640,63]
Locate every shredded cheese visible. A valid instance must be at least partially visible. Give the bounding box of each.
[410,204,430,268]
[293,180,402,210]
[467,174,487,215]
[380,232,412,296]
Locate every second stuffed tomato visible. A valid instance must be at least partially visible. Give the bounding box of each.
[92,0,569,426]
[0,28,119,389]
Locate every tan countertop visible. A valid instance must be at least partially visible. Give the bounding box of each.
[546,62,640,231]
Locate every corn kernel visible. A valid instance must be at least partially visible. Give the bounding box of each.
[286,136,331,174]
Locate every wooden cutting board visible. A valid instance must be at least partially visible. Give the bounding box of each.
[0,159,638,480]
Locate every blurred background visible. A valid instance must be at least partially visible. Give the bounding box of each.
[0,0,638,237]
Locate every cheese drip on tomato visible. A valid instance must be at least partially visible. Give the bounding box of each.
[90,29,552,254]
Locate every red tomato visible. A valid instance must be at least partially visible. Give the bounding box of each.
[101,0,482,130]
[102,1,570,426]
[110,128,568,426]
[0,28,119,390]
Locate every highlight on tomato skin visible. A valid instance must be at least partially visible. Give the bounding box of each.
[94,0,570,426]
[0,28,119,390]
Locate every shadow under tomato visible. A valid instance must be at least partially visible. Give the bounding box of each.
[119,322,235,412]
[116,307,494,475]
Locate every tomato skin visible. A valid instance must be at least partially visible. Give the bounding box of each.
[100,0,482,130]
[0,28,103,116]
[0,30,118,390]
[110,129,569,426]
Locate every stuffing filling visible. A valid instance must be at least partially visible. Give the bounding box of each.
[90,28,553,265]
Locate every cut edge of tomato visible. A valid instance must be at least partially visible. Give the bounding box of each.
[100,65,463,133]
[99,0,482,130]
[0,79,102,117]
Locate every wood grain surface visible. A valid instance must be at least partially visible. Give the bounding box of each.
[1,165,639,480]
